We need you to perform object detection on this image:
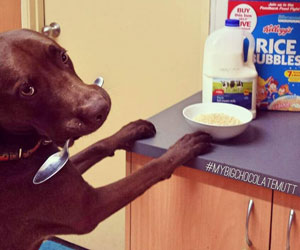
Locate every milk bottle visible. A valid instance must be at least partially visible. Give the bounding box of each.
[202,19,257,118]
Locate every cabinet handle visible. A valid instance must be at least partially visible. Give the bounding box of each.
[246,199,254,247]
[286,209,295,250]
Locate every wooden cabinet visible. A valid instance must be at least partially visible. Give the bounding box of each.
[126,153,300,250]
[271,191,300,250]
[126,153,273,250]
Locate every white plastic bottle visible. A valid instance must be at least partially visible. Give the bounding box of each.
[202,19,257,118]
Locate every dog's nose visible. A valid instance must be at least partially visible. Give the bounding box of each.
[79,97,110,125]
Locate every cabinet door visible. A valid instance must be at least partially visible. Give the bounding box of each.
[0,0,21,32]
[271,191,300,250]
[126,153,272,250]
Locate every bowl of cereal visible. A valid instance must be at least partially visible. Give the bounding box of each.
[182,103,253,140]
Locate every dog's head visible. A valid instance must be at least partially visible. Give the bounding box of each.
[0,29,111,146]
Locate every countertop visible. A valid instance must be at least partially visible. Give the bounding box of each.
[132,92,300,196]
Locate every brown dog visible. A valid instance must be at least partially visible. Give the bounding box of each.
[0,29,211,250]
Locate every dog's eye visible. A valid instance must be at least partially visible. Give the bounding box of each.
[20,84,35,97]
[61,52,69,64]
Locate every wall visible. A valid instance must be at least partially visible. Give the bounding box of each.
[210,0,228,32]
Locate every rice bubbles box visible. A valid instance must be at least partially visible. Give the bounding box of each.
[228,0,300,111]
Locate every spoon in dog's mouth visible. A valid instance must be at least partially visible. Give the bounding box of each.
[33,138,71,184]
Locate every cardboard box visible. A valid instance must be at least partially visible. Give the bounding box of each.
[228,0,300,111]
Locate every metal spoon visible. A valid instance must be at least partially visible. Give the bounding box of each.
[94,76,104,87]
[33,139,70,184]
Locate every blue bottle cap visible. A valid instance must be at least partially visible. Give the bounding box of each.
[225,19,240,27]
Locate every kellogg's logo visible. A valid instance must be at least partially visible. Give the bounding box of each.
[263,24,293,36]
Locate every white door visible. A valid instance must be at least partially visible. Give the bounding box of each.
[35,1,209,249]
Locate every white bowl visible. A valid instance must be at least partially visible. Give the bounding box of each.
[182,103,253,140]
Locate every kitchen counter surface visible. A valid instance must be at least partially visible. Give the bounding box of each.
[132,92,300,196]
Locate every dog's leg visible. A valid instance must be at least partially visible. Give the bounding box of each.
[80,131,211,228]
[70,119,156,174]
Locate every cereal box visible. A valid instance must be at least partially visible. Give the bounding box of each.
[228,0,300,111]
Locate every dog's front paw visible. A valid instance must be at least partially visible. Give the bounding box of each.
[164,131,212,168]
[116,119,156,150]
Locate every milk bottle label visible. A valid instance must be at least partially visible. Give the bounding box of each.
[212,78,253,109]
